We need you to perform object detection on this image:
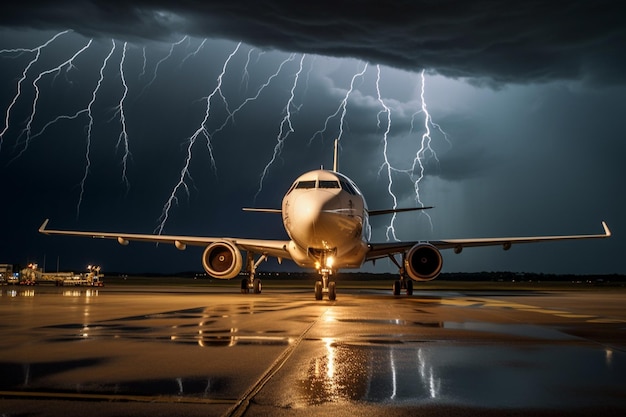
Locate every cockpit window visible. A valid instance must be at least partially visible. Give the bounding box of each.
[319,180,340,189]
[295,180,316,189]
[340,180,357,195]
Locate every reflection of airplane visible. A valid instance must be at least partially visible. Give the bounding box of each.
[39,141,611,300]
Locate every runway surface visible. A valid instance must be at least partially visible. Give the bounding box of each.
[1,282,625,416]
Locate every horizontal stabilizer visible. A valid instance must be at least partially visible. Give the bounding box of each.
[242,208,282,214]
[368,206,434,216]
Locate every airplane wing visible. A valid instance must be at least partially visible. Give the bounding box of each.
[242,206,435,216]
[38,219,292,260]
[366,221,611,261]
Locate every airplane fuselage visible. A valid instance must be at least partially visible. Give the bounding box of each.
[281,170,370,270]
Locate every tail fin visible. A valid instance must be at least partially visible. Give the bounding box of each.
[333,138,339,172]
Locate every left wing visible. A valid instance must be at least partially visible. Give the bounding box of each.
[366,221,611,261]
[38,219,292,260]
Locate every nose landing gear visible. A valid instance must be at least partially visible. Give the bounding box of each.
[314,268,336,301]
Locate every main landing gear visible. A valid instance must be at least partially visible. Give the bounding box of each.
[314,268,336,301]
[241,254,266,294]
[388,254,414,296]
[392,275,413,296]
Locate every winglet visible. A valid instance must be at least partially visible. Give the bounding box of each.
[38,219,50,234]
[602,221,611,237]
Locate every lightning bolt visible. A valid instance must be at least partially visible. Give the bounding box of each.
[308,62,368,145]
[77,40,118,217]
[181,38,207,67]
[240,47,256,92]
[139,46,147,79]
[112,41,131,190]
[210,52,296,137]
[374,65,399,241]
[408,69,445,230]
[155,42,242,235]
[255,54,306,200]
[11,38,93,160]
[376,69,449,240]
[139,36,188,96]
[0,30,71,151]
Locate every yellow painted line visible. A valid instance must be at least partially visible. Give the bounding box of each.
[440,300,483,307]
[527,309,570,315]
[587,318,626,324]
[477,300,536,309]
[417,296,624,324]
[555,314,596,319]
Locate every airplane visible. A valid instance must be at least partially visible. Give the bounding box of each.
[39,140,611,300]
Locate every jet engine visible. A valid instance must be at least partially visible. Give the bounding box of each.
[404,243,443,281]
[202,241,243,279]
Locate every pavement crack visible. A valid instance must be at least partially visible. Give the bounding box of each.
[221,305,331,417]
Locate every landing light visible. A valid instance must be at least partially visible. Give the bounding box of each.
[326,257,334,268]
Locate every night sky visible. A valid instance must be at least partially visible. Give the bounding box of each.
[0,1,623,275]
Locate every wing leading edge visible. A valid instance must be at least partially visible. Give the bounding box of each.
[39,219,611,267]
[366,221,611,261]
[38,219,291,260]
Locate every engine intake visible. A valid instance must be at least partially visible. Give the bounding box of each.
[405,243,443,281]
[202,241,243,279]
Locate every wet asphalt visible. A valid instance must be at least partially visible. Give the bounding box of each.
[1,283,625,416]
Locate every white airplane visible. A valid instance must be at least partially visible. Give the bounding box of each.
[39,141,611,300]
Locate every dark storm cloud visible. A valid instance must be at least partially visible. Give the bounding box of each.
[1,1,624,84]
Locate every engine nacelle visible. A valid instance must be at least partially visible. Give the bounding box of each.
[202,241,243,279]
[404,243,443,282]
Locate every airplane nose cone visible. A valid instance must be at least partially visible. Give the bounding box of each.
[293,191,331,229]
[287,190,361,250]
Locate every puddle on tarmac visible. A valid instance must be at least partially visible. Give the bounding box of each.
[41,320,292,348]
[295,343,626,409]
[0,358,106,390]
[337,318,409,325]
[443,321,580,340]
[0,359,229,397]
[331,318,577,340]
[1,288,100,298]
[173,332,292,347]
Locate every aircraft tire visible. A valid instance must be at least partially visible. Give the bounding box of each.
[314,281,323,300]
[328,282,336,301]
[393,280,401,296]
[253,279,262,294]
[406,280,414,296]
[241,279,249,294]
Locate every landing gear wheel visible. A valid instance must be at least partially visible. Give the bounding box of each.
[314,281,323,300]
[393,280,401,296]
[253,279,262,294]
[328,282,336,301]
[241,279,249,294]
[406,280,414,296]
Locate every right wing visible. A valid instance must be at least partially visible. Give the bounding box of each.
[38,219,292,260]
[366,221,611,261]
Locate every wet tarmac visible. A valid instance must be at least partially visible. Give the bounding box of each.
[1,283,625,416]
